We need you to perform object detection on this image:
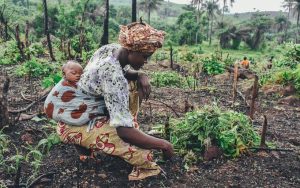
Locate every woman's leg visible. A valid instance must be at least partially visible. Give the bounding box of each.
[57,119,161,180]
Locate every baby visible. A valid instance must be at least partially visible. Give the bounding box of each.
[62,60,83,86]
[44,60,107,126]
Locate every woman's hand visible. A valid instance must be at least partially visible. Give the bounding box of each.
[137,72,151,101]
[116,127,174,160]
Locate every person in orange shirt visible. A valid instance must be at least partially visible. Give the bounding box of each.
[240,56,250,69]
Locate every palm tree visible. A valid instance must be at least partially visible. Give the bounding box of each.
[283,0,294,41]
[275,15,288,33]
[204,0,219,45]
[222,0,234,22]
[100,0,109,46]
[292,0,300,42]
[132,0,137,22]
[139,0,163,24]
[191,0,204,23]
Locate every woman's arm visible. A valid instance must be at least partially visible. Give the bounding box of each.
[125,70,151,100]
[116,127,174,159]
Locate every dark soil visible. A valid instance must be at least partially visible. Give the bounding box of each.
[0,63,299,188]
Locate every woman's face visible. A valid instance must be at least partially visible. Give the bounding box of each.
[127,51,153,70]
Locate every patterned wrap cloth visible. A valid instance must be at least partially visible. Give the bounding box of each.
[118,22,165,53]
[55,82,161,180]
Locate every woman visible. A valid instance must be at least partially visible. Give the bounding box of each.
[44,22,174,180]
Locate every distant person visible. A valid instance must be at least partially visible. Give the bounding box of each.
[240,56,250,69]
[267,56,274,69]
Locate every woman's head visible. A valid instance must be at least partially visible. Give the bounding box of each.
[118,21,165,69]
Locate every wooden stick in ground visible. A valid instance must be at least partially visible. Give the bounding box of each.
[149,101,152,122]
[232,63,238,104]
[0,74,10,128]
[260,115,268,148]
[164,116,170,141]
[249,75,259,119]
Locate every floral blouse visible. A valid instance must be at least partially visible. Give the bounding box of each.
[78,44,134,128]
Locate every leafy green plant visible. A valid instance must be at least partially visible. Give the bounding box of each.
[38,133,61,152]
[42,72,63,88]
[169,105,260,158]
[201,56,225,75]
[183,52,195,62]
[14,58,55,78]
[0,41,21,65]
[151,71,195,89]
[275,43,300,69]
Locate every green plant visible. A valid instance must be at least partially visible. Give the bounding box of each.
[38,133,61,152]
[151,71,184,88]
[14,58,55,78]
[275,43,300,69]
[169,105,260,158]
[183,52,195,62]
[202,56,225,75]
[42,72,63,88]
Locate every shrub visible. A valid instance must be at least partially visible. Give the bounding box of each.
[151,71,195,89]
[169,105,260,158]
[201,56,225,75]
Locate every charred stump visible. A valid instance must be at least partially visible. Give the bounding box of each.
[0,74,10,129]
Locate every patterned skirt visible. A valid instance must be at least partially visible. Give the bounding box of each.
[56,81,161,180]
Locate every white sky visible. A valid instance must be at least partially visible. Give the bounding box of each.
[168,0,286,13]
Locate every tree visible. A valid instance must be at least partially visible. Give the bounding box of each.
[245,13,273,50]
[139,0,163,24]
[221,0,234,22]
[100,0,109,46]
[292,0,300,43]
[283,0,294,42]
[43,0,55,61]
[204,0,220,45]
[132,0,136,22]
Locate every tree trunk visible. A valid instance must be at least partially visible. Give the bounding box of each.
[79,0,90,57]
[25,21,30,60]
[4,21,8,41]
[0,74,10,129]
[100,0,109,46]
[209,15,214,45]
[148,6,151,24]
[297,12,300,43]
[15,25,26,61]
[170,46,173,69]
[132,0,137,22]
[43,0,55,61]
[67,39,72,59]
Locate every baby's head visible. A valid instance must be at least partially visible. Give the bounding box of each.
[62,60,83,83]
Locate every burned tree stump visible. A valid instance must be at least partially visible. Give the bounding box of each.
[232,63,238,103]
[249,75,259,119]
[0,74,10,128]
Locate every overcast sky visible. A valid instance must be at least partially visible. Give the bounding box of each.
[168,0,286,13]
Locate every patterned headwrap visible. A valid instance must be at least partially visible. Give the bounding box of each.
[118,21,165,53]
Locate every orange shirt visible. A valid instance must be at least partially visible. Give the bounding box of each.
[241,60,250,69]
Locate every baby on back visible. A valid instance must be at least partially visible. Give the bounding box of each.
[44,60,107,127]
[61,60,83,88]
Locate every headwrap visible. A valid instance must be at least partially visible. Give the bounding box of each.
[118,21,165,53]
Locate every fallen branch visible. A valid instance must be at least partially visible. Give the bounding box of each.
[27,171,56,188]
[9,91,49,114]
[150,99,180,117]
[250,147,294,152]
[237,89,249,106]
[21,90,33,102]
[18,113,38,121]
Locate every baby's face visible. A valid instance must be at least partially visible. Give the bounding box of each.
[64,65,83,83]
